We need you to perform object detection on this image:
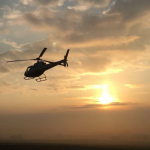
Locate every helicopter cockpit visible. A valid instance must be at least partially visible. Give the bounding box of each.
[25,66,32,73]
[25,61,46,73]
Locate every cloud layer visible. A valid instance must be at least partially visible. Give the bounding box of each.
[0,0,150,103]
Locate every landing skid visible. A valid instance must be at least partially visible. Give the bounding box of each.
[24,77,34,80]
[36,74,47,82]
[24,74,47,82]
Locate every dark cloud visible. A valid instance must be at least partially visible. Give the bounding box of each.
[110,0,150,22]
[2,0,150,53]
[0,0,34,18]
[20,4,148,52]
[35,0,64,6]
[23,13,42,26]
[0,0,18,8]
[67,85,85,89]
[65,102,137,109]
[22,9,76,32]
[80,0,110,6]
[23,9,122,36]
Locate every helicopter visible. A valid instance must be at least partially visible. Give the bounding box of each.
[7,48,70,82]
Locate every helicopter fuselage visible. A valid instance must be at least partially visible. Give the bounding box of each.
[24,60,64,78]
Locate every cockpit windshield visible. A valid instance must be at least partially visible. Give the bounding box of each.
[26,67,31,72]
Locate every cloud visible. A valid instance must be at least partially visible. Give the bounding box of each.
[0,39,21,49]
[1,1,150,141]
[18,5,148,52]
[0,0,17,8]
[76,55,111,73]
[0,32,148,78]
[34,0,65,7]
[0,80,22,93]
[66,96,97,100]
[4,10,21,19]
[66,84,104,91]
[20,0,33,5]
[0,36,112,75]
[61,36,140,48]
[110,0,150,22]
[68,0,110,11]
[64,102,137,109]
[1,5,21,19]
[0,65,9,73]
[0,25,8,34]
[124,84,143,89]
[0,0,150,95]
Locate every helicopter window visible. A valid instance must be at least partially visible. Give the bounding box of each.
[26,67,31,72]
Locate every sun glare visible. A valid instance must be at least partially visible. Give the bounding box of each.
[99,85,114,104]
[53,42,56,46]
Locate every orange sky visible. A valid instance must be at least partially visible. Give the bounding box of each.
[0,0,150,143]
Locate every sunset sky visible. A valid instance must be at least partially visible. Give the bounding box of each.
[0,0,150,142]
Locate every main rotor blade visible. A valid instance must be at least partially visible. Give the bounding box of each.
[7,59,35,63]
[42,59,54,63]
[39,48,47,58]
[64,49,70,60]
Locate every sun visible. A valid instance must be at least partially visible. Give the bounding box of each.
[99,84,114,104]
